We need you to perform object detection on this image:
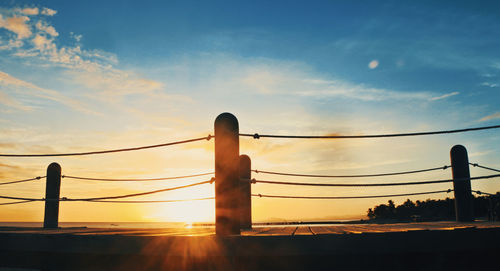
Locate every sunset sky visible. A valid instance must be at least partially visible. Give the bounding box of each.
[1,0,499,223]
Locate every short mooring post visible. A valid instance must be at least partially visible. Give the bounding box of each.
[239,154,252,229]
[450,145,474,222]
[44,162,61,228]
[215,113,240,235]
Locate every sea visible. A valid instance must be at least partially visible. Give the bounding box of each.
[0,222,194,228]
[0,220,363,228]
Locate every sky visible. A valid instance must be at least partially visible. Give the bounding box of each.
[0,0,499,223]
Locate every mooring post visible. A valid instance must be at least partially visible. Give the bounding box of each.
[450,145,474,222]
[214,113,240,235]
[43,162,61,229]
[239,154,252,229]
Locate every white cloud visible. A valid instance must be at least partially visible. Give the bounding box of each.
[41,8,57,16]
[35,21,58,36]
[70,32,82,42]
[368,60,379,69]
[32,34,54,51]
[0,6,161,101]
[480,82,499,88]
[0,38,23,50]
[479,112,500,122]
[429,91,459,101]
[21,8,39,16]
[0,15,32,39]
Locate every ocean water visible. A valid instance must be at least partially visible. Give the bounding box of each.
[0,222,196,228]
[0,220,362,229]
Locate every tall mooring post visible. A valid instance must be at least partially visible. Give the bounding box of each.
[239,154,252,229]
[214,113,240,235]
[450,145,474,222]
[43,162,61,229]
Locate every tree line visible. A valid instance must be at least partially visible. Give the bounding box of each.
[367,192,500,222]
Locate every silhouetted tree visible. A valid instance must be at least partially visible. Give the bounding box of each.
[366,193,499,221]
[367,208,375,219]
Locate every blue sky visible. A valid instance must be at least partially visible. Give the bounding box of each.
[0,0,499,222]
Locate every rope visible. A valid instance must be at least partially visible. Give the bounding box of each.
[63,179,214,201]
[0,176,45,186]
[87,197,215,203]
[247,174,500,187]
[0,195,44,201]
[0,199,36,205]
[241,124,500,139]
[0,178,214,202]
[0,135,213,157]
[249,178,451,187]
[252,189,453,200]
[252,165,449,178]
[470,163,500,173]
[62,172,214,182]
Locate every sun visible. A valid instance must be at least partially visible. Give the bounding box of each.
[151,200,215,223]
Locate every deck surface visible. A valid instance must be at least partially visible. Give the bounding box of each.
[0,221,498,236]
[1,221,500,270]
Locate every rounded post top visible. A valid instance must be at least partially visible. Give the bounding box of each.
[47,162,61,172]
[239,154,251,167]
[450,145,467,156]
[215,112,239,127]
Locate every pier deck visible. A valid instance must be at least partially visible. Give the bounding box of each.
[1,221,499,270]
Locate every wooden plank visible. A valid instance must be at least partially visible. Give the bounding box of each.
[243,226,296,236]
[0,221,499,236]
[293,226,314,235]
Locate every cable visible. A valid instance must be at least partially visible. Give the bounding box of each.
[62,172,215,182]
[87,197,215,203]
[247,174,500,187]
[0,135,213,157]
[252,166,449,178]
[65,179,214,201]
[249,178,452,187]
[0,199,36,205]
[470,163,500,173]
[241,124,500,139]
[0,176,45,186]
[252,189,453,200]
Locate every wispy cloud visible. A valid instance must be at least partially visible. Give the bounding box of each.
[480,82,499,88]
[238,62,449,102]
[0,71,96,114]
[479,112,500,122]
[0,90,33,111]
[429,91,459,101]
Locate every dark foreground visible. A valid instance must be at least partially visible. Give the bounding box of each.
[1,221,499,271]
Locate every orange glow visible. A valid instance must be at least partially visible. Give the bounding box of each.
[150,200,215,223]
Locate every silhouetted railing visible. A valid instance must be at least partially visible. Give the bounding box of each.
[1,113,500,234]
